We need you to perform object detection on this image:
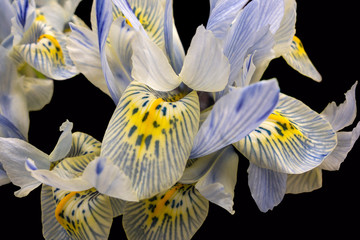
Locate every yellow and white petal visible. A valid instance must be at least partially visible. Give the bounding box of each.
[101,81,200,199]
[282,36,322,82]
[52,188,113,240]
[123,183,209,240]
[41,185,69,240]
[234,93,337,174]
[286,168,322,194]
[14,21,78,80]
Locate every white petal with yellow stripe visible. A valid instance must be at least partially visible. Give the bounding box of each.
[101,81,200,200]
[13,20,78,80]
[123,183,209,240]
[282,36,322,82]
[234,93,337,174]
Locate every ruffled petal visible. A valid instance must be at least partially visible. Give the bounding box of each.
[26,132,101,191]
[282,36,322,82]
[234,93,337,174]
[248,163,287,212]
[13,21,78,79]
[131,31,180,91]
[123,183,209,240]
[52,188,113,240]
[100,81,200,199]
[321,81,357,132]
[320,122,360,171]
[286,168,322,194]
[179,25,230,92]
[190,79,279,159]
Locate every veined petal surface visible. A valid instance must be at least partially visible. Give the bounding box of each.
[101,81,200,199]
[14,21,78,80]
[52,188,113,240]
[234,93,337,174]
[190,79,279,159]
[282,36,322,82]
[11,0,36,44]
[123,183,209,240]
[248,163,287,212]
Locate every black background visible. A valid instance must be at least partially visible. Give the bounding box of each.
[1,0,359,239]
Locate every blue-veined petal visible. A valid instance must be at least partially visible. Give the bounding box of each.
[52,188,113,240]
[100,81,200,200]
[23,77,53,111]
[248,163,287,212]
[190,79,279,159]
[179,25,230,92]
[131,31,180,91]
[223,0,283,85]
[234,93,337,174]
[286,168,322,194]
[282,36,322,82]
[122,0,166,49]
[11,0,36,45]
[192,146,239,214]
[106,16,135,94]
[207,0,249,39]
[320,121,360,171]
[13,21,78,80]
[321,81,357,132]
[112,0,147,34]
[67,23,110,96]
[26,132,100,191]
[273,0,296,56]
[123,183,209,240]
[0,0,14,42]
[41,185,69,240]
[164,0,185,74]
[96,0,125,103]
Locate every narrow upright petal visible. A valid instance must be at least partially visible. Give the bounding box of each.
[123,183,209,240]
[179,25,230,92]
[67,23,110,96]
[131,31,180,91]
[101,81,200,199]
[190,79,279,159]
